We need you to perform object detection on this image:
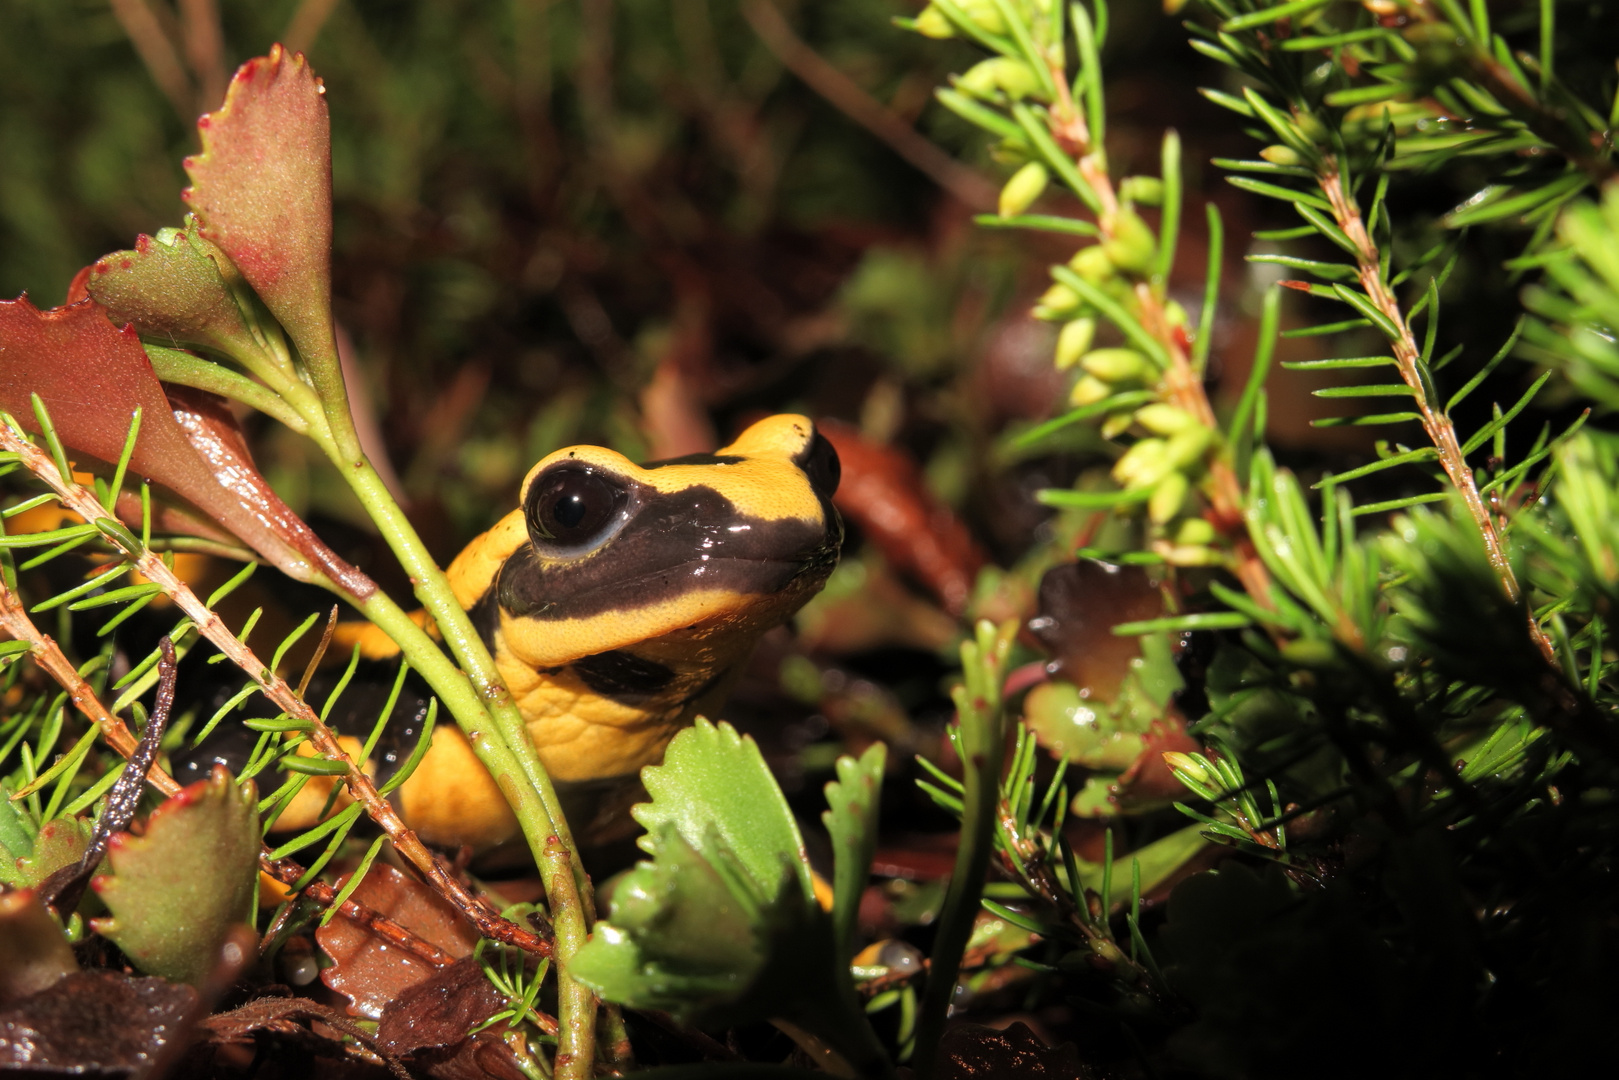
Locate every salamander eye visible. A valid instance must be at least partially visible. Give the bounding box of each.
[525,465,630,553]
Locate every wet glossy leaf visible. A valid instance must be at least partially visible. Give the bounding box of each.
[0,971,196,1073]
[91,766,258,987]
[0,296,346,585]
[317,863,479,1020]
[1028,560,1163,698]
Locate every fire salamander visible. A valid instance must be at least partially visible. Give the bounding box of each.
[181,414,841,851]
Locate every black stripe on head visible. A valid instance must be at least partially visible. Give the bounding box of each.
[572,649,677,702]
[496,482,835,622]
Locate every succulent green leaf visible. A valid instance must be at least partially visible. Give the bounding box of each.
[631,718,813,907]
[571,823,781,1021]
[83,222,271,374]
[822,744,885,962]
[91,766,258,987]
[0,806,91,891]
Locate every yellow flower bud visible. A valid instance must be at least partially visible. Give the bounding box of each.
[959,0,1008,35]
[1034,281,1080,320]
[958,57,1042,101]
[1164,543,1224,567]
[1080,348,1149,383]
[913,5,955,38]
[1162,751,1215,787]
[1068,375,1112,407]
[1000,161,1049,218]
[1259,144,1302,166]
[1149,470,1189,525]
[1166,426,1214,469]
[1099,411,1135,440]
[1102,207,1157,274]
[1164,300,1189,328]
[1174,517,1216,546]
[1113,438,1170,489]
[1135,403,1198,436]
[1068,244,1114,283]
[1055,317,1096,370]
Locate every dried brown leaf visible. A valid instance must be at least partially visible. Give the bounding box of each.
[317,864,480,1020]
[820,419,987,616]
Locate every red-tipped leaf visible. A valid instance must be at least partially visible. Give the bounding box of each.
[182,46,344,399]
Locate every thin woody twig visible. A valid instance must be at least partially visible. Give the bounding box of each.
[0,572,469,967]
[106,0,193,120]
[1315,161,1559,666]
[742,0,1000,212]
[0,418,551,958]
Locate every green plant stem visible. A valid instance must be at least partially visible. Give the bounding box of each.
[538,833,595,1080]
[913,622,1014,1080]
[354,527,602,1075]
[342,463,586,873]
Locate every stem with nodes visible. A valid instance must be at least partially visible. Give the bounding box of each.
[0,417,550,958]
[1315,162,1558,665]
[1041,40,1276,610]
[0,569,514,970]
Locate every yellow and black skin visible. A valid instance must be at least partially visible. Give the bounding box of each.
[182,414,841,851]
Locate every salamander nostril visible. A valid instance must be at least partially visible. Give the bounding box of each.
[798,429,841,500]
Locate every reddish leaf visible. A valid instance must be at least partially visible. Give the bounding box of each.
[182,46,342,387]
[317,864,480,1020]
[0,971,197,1074]
[0,295,371,595]
[819,419,988,616]
[1115,719,1202,805]
[167,387,373,597]
[1028,561,1163,700]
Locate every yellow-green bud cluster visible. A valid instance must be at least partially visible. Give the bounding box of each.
[913,0,1007,39]
[1066,346,1151,409]
[957,57,1043,103]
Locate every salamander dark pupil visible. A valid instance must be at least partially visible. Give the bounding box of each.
[554,494,588,529]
